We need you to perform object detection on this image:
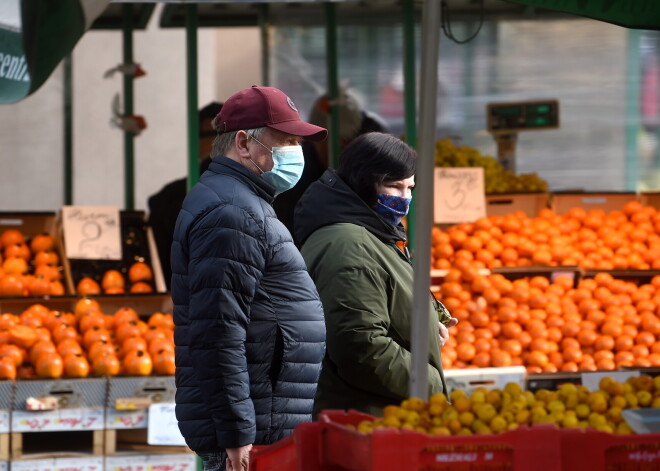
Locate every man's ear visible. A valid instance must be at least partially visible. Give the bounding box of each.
[235,131,251,159]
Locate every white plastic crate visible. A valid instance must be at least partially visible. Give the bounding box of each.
[444,366,527,396]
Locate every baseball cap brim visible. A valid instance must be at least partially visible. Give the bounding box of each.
[268,120,328,142]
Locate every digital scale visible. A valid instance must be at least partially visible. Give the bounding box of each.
[487,99,560,173]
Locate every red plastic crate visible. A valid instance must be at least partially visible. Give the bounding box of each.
[249,434,296,471]
[250,421,346,471]
[318,410,562,471]
[560,428,660,471]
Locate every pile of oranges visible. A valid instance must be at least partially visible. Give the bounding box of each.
[0,229,66,297]
[0,299,174,380]
[354,376,660,436]
[439,269,660,372]
[76,262,155,296]
[431,201,660,271]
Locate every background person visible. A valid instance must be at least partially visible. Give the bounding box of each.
[147,102,223,290]
[273,88,389,235]
[171,86,327,471]
[294,132,457,417]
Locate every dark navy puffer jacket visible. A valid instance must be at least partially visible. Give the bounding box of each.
[170,156,325,454]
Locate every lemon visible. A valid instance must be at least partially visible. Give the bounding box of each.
[459,411,475,427]
[429,426,451,436]
[561,415,579,428]
[575,404,590,419]
[490,415,508,433]
[637,390,652,407]
[504,382,523,396]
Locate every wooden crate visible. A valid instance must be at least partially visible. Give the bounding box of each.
[486,192,549,218]
[550,192,638,215]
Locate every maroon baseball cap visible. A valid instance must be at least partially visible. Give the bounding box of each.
[215,85,327,141]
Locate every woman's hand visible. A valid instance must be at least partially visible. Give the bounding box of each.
[438,318,458,347]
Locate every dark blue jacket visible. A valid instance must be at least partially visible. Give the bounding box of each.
[171,156,325,453]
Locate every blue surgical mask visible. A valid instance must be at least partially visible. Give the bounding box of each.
[374,193,412,226]
[249,136,305,194]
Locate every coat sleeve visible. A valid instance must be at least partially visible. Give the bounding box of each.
[186,204,266,449]
[310,233,443,402]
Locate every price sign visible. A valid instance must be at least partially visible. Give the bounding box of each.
[148,403,186,446]
[61,206,122,260]
[434,167,486,224]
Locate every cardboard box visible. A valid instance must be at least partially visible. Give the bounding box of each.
[550,192,638,215]
[60,210,167,295]
[485,192,549,218]
[639,191,660,209]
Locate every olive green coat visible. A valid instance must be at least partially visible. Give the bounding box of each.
[294,170,445,417]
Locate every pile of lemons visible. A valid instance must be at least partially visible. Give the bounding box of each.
[353,375,660,436]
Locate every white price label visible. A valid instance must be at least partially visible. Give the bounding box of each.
[105,408,148,429]
[62,206,122,260]
[148,403,186,446]
[434,167,486,224]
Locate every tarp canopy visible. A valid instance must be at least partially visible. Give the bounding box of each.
[504,0,660,30]
[0,0,109,104]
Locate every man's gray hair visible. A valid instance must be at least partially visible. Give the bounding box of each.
[211,126,268,157]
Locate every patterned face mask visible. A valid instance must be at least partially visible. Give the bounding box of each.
[374,193,412,226]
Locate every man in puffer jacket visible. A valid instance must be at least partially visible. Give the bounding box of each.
[171,86,327,471]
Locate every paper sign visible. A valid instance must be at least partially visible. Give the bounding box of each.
[148,403,186,446]
[62,206,122,260]
[434,167,486,223]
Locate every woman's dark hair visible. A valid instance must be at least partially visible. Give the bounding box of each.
[337,132,416,207]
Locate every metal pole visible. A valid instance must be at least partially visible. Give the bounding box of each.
[410,0,441,400]
[186,4,200,191]
[625,29,641,191]
[325,2,340,169]
[63,54,73,205]
[122,4,134,210]
[403,0,417,249]
[259,4,270,86]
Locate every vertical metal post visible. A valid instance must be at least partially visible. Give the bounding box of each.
[63,54,73,205]
[259,4,270,86]
[403,0,417,249]
[625,29,641,191]
[122,4,135,210]
[186,4,200,191]
[410,0,441,401]
[325,2,340,169]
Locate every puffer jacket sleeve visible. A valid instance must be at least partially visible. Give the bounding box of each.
[310,232,443,401]
[186,203,265,449]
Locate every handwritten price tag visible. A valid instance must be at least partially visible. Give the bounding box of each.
[62,206,122,260]
[148,403,186,446]
[434,167,486,224]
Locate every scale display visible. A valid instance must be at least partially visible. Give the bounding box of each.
[487,100,559,133]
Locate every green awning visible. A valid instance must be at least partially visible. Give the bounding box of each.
[504,0,660,30]
[0,0,110,104]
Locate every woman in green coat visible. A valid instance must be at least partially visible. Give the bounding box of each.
[294,132,458,417]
